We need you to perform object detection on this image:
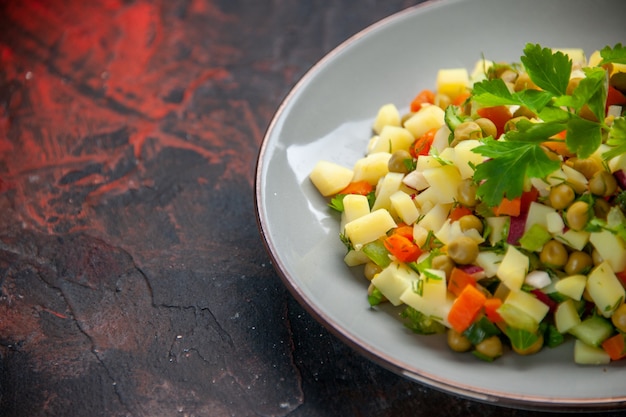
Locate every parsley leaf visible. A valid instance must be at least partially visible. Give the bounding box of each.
[521,43,571,96]
[599,43,626,65]
[566,116,603,158]
[472,78,553,112]
[473,137,561,207]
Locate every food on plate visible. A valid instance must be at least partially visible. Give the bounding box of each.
[309,43,626,363]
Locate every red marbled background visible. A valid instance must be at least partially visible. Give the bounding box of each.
[0,1,621,416]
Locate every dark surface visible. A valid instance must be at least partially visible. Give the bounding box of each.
[0,1,624,416]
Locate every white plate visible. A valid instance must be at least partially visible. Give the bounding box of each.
[255,0,626,410]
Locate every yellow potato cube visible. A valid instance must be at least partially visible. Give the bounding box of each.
[372,172,404,212]
[352,153,391,185]
[403,105,445,139]
[586,261,625,318]
[344,209,397,249]
[340,194,370,231]
[389,191,420,225]
[503,289,550,324]
[589,230,626,273]
[309,160,353,196]
[497,245,529,291]
[421,165,462,204]
[373,103,401,134]
[368,125,415,154]
[436,68,469,100]
[372,262,420,306]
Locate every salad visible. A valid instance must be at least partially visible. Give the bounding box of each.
[309,43,626,364]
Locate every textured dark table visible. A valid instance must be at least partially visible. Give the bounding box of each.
[0,1,624,416]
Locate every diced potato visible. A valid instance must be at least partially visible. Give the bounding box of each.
[373,103,401,134]
[309,160,353,196]
[372,172,404,212]
[436,68,470,100]
[372,262,420,306]
[453,140,485,179]
[554,229,590,251]
[404,105,445,139]
[524,202,556,233]
[352,152,391,185]
[561,164,588,194]
[555,299,582,334]
[586,261,625,318]
[485,216,509,246]
[341,194,370,231]
[497,245,529,291]
[344,209,397,250]
[343,249,370,267]
[475,251,505,278]
[574,339,611,365]
[412,224,429,247]
[389,191,420,225]
[470,59,494,84]
[503,289,550,324]
[415,155,443,172]
[546,211,565,234]
[553,48,586,66]
[589,230,626,273]
[417,203,451,233]
[368,125,415,154]
[422,165,462,204]
[400,273,453,327]
[554,274,587,301]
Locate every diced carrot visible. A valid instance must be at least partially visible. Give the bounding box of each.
[476,105,512,138]
[543,130,573,157]
[383,234,422,263]
[484,298,504,323]
[493,196,521,217]
[447,267,477,297]
[447,285,487,333]
[392,224,414,241]
[449,206,472,222]
[410,127,438,158]
[410,89,436,113]
[602,333,626,361]
[452,91,471,106]
[339,180,374,196]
